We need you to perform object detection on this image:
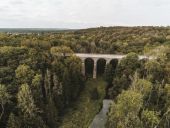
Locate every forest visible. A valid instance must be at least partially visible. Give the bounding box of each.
[0,26,170,128]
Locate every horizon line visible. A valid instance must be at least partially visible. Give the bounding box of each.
[0,25,170,30]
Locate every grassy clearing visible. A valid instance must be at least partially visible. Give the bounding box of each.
[59,78,106,128]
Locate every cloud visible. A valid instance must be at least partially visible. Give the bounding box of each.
[0,0,170,28]
[10,0,24,5]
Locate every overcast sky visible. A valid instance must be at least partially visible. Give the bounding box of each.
[0,0,170,29]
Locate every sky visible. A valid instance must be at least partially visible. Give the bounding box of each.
[0,0,170,29]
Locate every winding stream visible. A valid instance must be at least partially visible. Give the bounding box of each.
[89,100,113,128]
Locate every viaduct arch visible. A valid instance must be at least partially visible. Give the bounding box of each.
[75,53,153,79]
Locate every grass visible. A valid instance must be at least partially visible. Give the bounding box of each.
[59,78,107,128]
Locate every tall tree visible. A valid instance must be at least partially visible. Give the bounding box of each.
[106,90,143,128]
[0,84,11,120]
[15,64,34,85]
[7,113,21,128]
[17,84,47,128]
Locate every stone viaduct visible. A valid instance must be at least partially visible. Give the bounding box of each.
[74,53,153,79]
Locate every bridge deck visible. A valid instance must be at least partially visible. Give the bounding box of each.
[75,53,152,60]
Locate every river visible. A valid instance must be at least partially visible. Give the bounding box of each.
[89,100,113,128]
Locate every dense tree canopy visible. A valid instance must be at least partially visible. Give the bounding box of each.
[107,45,170,128]
[0,27,170,128]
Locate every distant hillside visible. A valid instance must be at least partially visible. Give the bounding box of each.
[1,26,170,54]
[0,28,73,33]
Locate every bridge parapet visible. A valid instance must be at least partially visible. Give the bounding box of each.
[75,53,153,60]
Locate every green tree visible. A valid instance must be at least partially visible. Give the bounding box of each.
[107,90,143,128]
[45,98,58,128]
[145,60,164,83]
[17,84,47,128]
[104,64,114,85]
[131,72,152,96]
[15,64,34,84]
[50,46,73,57]
[0,84,11,120]
[111,53,140,95]
[17,83,38,118]
[116,52,139,77]
[7,113,21,128]
[141,109,160,128]
[31,74,44,106]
